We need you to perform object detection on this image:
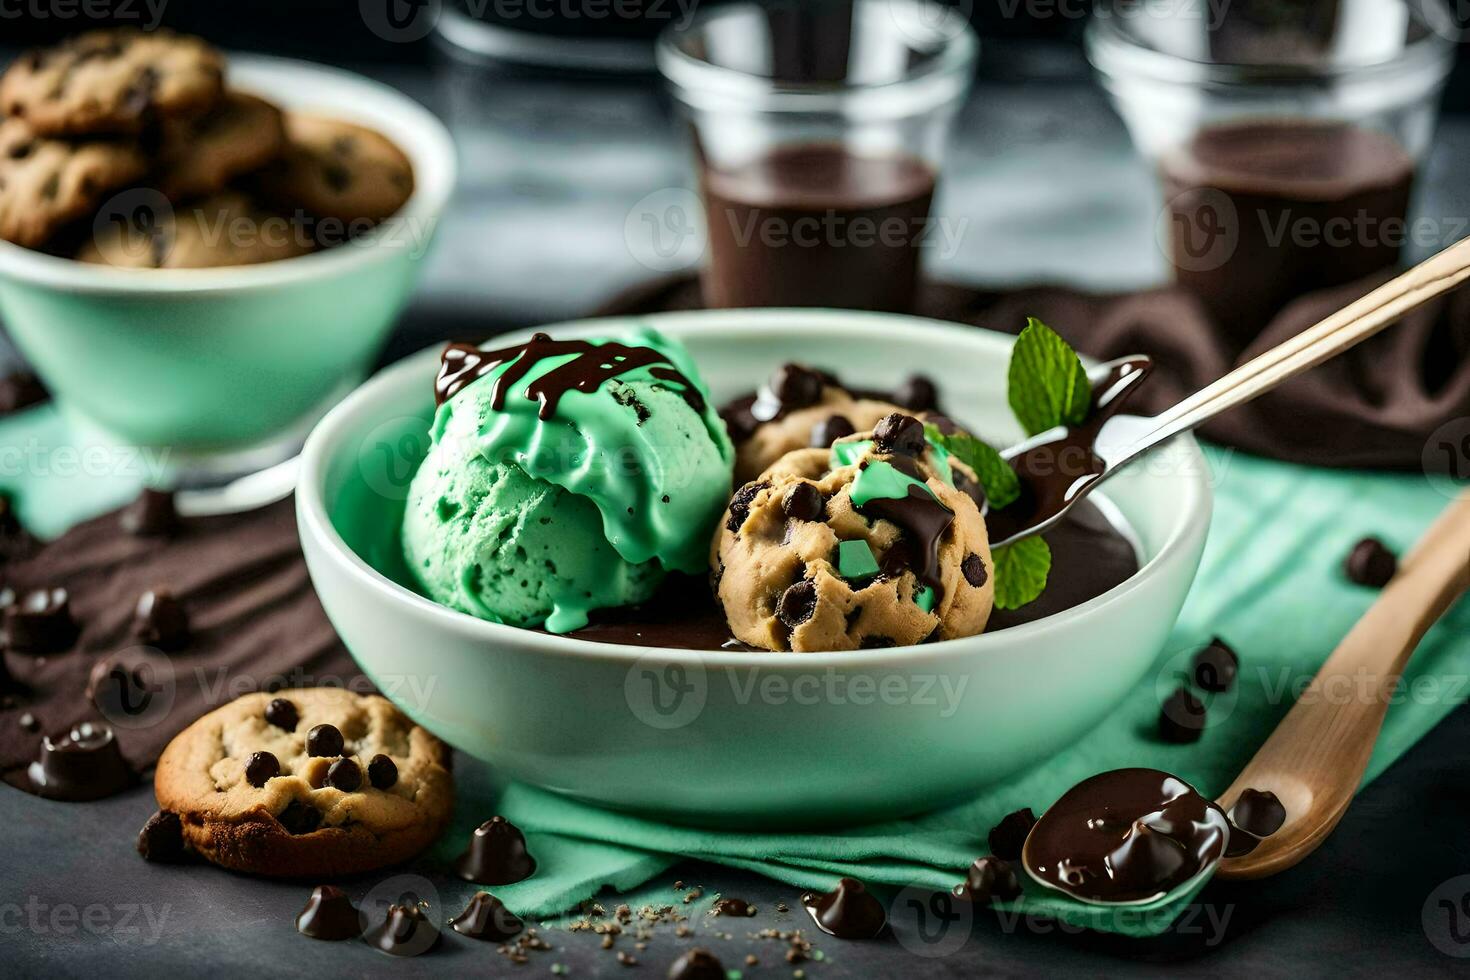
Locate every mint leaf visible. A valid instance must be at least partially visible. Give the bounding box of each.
[925,425,1020,510]
[991,537,1051,610]
[1007,317,1091,436]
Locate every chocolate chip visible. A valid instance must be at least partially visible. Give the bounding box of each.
[322,162,353,193]
[872,413,927,457]
[725,481,767,533]
[27,721,133,801]
[120,489,178,537]
[1231,788,1287,838]
[782,483,826,522]
[368,753,398,789]
[987,807,1037,861]
[86,654,157,720]
[449,891,523,942]
[720,401,759,443]
[668,948,726,980]
[326,758,362,792]
[277,800,322,835]
[859,636,896,649]
[296,885,362,941]
[778,580,818,627]
[953,856,1021,905]
[264,697,299,732]
[962,553,988,588]
[1159,687,1207,743]
[134,589,190,650]
[366,902,439,956]
[1345,537,1396,587]
[811,414,855,448]
[137,810,187,863]
[879,541,912,579]
[5,588,78,653]
[306,723,344,757]
[892,375,939,411]
[245,750,280,787]
[455,815,537,884]
[769,364,824,410]
[0,371,47,415]
[1192,638,1238,693]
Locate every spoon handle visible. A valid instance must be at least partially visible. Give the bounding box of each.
[1214,489,1470,880]
[1134,236,1470,452]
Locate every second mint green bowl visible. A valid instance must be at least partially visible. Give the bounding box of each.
[0,56,456,460]
[299,311,1213,828]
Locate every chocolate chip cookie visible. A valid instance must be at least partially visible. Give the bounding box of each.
[155,91,286,201]
[154,688,453,877]
[0,117,147,248]
[1,29,225,137]
[78,190,312,269]
[258,112,414,223]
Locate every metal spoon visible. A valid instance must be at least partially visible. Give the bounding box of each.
[988,235,1470,547]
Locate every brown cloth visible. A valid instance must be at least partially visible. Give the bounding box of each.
[598,272,1470,471]
[0,497,358,794]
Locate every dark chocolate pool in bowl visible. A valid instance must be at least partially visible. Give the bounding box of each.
[300,310,1211,827]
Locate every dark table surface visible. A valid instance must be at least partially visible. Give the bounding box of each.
[4,46,1470,977]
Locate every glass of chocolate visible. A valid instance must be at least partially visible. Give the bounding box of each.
[1087,0,1456,346]
[657,0,977,312]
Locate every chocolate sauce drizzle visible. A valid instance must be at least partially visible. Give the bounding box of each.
[858,483,953,592]
[435,333,704,418]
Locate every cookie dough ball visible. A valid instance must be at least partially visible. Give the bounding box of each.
[722,363,942,483]
[713,413,994,652]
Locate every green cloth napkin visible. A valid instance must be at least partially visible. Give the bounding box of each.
[7,404,1468,936]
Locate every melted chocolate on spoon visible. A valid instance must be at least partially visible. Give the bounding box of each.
[436,334,705,418]
[985,358,1154,544]
[1023,768,1228,904]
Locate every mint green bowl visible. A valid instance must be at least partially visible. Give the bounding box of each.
[298,311,1212,827]
[0,57,456,463]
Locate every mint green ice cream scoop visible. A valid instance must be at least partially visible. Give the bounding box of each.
[402,328,735,632]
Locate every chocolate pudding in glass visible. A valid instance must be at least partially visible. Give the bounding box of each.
[1088,0,1453,346]
[658,0,976,312]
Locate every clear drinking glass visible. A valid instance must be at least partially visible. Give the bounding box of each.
[1087,0,1456,345]
[657,0,977,313]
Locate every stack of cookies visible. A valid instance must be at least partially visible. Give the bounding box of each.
[0,28,415,269]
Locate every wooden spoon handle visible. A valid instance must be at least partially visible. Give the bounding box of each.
[1216,489,1470,879]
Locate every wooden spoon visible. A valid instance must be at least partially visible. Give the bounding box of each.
[1215,489,1470,879]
